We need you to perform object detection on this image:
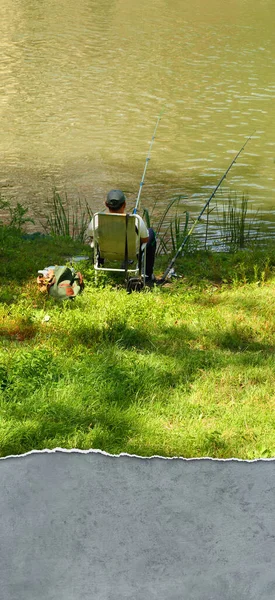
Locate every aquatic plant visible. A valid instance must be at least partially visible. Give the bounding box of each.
[43,189,93,242]
[0,196,34,231]
[214,192,261,251]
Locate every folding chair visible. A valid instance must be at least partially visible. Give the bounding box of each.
[91,212,146,288]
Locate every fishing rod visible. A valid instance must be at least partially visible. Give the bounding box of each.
[158,131,255,285]
[133,106,166,215]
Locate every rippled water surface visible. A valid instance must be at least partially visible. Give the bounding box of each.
[1,0,275,234]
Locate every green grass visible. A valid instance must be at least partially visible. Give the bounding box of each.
[0,224,274,459]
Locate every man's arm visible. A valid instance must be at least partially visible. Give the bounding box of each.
[85,218,95,247]
[136,215,149,245]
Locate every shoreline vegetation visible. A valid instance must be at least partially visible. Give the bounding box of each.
[0,187,270,250]
[0,192,274,459]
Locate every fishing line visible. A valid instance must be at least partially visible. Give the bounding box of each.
[158,131,255,285]
[133,106,166,215]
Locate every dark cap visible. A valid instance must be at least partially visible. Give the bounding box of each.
[106,189,126,209]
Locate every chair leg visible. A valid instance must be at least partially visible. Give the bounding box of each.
[94,245,100,286]
[139,248,146,286]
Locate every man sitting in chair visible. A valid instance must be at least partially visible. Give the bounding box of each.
[87,189,156,282]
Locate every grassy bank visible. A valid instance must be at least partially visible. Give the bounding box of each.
[0,224,274,459]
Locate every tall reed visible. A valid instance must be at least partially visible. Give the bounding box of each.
[152,195,189,256]
[143,190,262,256]
[43,189,93,242]
[215,192,261,251]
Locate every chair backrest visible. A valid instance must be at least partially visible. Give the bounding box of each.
[92,213,139,261]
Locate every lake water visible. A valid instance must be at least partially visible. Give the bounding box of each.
[1,0,275,238]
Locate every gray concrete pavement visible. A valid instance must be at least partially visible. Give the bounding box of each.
[0,450,275,600]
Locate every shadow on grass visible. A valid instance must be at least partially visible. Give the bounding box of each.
[149,322,274,355]
[1,333,274,457]
[0,399,139,457]
[0,334,224,457]
[208,326,274,353]
[1,244,274,457]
